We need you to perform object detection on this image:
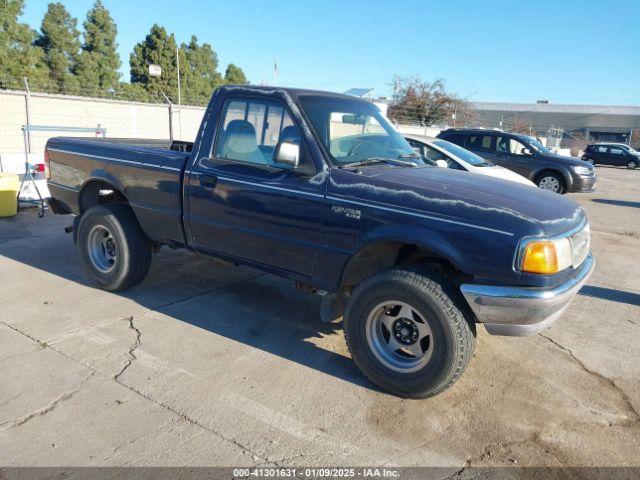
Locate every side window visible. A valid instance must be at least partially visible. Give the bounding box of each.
[496,136,528,155]
[424,146,464,170]
[609,147,624,155]
[467,134,493,150]
[214,98,299,166]
[406,139,425,157]
[596,146,608,153]
[424,145,447,162]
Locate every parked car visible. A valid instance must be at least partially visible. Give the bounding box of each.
[437,128,596,194]
[582,143,639,169]
[405,134,535,187]
[46,86,594,399]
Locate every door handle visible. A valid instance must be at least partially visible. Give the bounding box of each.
[199,174,218,188]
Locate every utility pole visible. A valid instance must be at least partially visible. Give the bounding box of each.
[273,59,278,87]
[176,47,182,139]
[22,77,31,154]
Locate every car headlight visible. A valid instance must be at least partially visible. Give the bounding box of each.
[572,165,591,175]
[520,237,573,274]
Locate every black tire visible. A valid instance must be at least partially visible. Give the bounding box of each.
[536,171,566,194]
[627,159,638,170]
[344,269,475,398]
[77,204,152,291]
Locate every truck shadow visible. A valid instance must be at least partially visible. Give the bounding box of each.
[0,216,378,392]
[578,285,640,308]
[591,199,640,209]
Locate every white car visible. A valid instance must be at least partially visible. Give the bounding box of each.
[405,134,535,187]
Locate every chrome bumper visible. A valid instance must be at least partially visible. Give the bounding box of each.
[460,255,595,336]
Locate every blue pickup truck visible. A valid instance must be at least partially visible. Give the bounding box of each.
[46,85,594,398]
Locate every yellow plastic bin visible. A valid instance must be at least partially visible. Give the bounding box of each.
[0,173,20,218]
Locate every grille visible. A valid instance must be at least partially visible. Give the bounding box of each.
[570,223,590,268]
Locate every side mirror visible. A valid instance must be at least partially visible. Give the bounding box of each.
[435,159,448,168]
[522,147,533,156]
[274,141,300,168]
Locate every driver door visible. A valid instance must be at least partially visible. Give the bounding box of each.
[186,96,326,276]
[496,135,533,176]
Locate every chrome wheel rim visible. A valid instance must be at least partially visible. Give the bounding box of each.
[539,176,560,192]
[365,301,434,373]
[87,225,117,273]
[627,161,637,169]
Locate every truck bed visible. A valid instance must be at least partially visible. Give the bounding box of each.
[46,137,190,245]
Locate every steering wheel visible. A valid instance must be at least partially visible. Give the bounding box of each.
[346,138,375,157]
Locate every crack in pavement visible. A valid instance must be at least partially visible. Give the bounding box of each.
[462,432,566,469]
[0,303,271,465]
[114,316,141,382]
[0,371,94,432]
[539,333,640,426]
[113,375,271,465]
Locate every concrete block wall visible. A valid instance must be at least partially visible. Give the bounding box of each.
[0,89,206,155]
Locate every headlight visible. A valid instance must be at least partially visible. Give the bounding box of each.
[572,165,591,175]
[520,237,573,274]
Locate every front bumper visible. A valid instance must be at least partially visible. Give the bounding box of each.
[460,254,595,336]
[571,174,597,192]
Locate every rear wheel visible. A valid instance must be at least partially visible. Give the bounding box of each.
[537,172,565,194]
[627,159,638,170]
[344,269,475,398]
[77,204,152,291]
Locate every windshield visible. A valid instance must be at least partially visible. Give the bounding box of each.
[526,137,553,155]
[616,144,637,153]
[433,139,490,167]
[298,95,423,166]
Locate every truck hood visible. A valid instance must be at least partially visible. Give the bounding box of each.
[330,166,584,237]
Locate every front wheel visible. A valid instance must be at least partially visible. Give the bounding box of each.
[77,204,152,291]
[344,269,475,398]
[537,172,565,194]
[627,159,638,170]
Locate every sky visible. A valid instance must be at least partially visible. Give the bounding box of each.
[20,0,640,105]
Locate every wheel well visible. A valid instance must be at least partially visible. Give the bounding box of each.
[534,169,566,187]
[339,242,468,290]
[79,180,129,215]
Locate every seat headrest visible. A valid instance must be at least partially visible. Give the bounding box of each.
[223,120,258,154]
[280,125,301,144]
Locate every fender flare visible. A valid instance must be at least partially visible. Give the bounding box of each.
[78,169,129,214]
[530,165,573,189]
[338,223,471,288]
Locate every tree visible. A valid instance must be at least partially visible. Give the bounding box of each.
[130,24,178,101]
[75,0,120,94]
[507,117,532,135]
[223,63,247,85]
[179,35,222,105]
[35,2,81,93]
[387,75,475,127]
[0,0,49,88]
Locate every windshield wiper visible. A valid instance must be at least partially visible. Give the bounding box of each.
[341,157,417,170]
[398,152,421,159]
